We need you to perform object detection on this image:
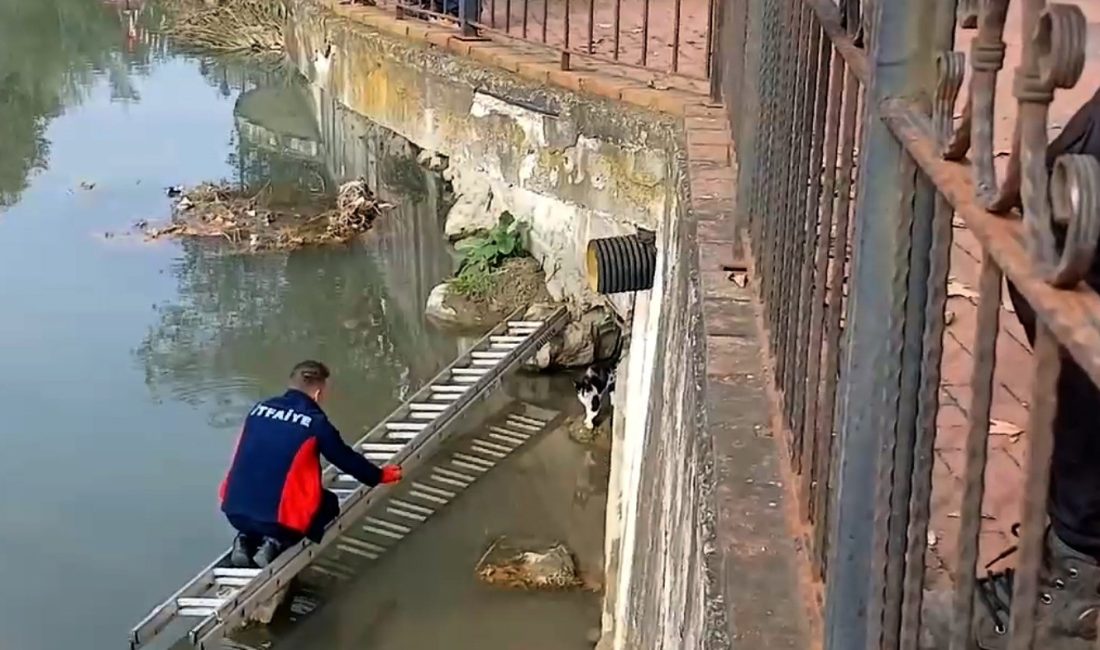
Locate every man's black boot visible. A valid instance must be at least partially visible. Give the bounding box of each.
[230,533,257,568]
[921,528,1100,649]
[253,537,285,568]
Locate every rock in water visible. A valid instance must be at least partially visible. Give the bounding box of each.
[475,537,580,590]
[425,282,460,324]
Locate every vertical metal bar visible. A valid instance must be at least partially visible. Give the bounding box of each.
[562,0,571,70]
[612,0,620,59]
[671,0,683,73]
[1007,326,1060,650]
[505,0,511,33]
[824,0,941,643]
[736,0,765,246]
[751,0,780,289]
[541,0,547,42]
[898,49,965,650]
[800,45,845,520]
[490,0,496,28]
[522,0,528,38]
[587,0,595,54]
[459,0,478,38]
[794,22,831,504]
[641,0,650,67]
[781,3,817,467]
[764,0,799,363]
[705,0,717,86]
[814,69,861,576]
[946,256,1002,650]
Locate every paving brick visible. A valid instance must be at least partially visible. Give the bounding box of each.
[515,60,556,84]
[697,219,737,243]
[425,30,454,50]
[688,143,731,165]
[686,128,732,147]
[547,68,585,93]
[577,74,629,101]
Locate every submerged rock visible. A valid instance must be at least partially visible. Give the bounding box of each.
[426,257,549,331]
[525,305,614,369]
[424,282,469,328]
[475,536,581,590]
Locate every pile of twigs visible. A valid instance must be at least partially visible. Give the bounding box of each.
[163,0,287,53]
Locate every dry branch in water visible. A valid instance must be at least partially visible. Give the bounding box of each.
[162,0,286,53]
[145,180,390,252]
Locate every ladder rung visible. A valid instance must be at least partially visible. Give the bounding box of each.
[430,474,470,489]
[435,467,477,484]
[366,517,412,534]
[179,607,218,617]
[489,432,526,447]
[505,418,542,432]
[214,576,252,587]
[431,385,468,392]
[342,535,386,552]
[470,444,508,459]
[178,597,224,609]
[213,568,261,578]
[337,543,379,560]
[310,564,352,579]
[409,402,449,411]
[387,506,428,522]
[409,412,438,420]
[453,452,495,470]
[508,413,546,427]
[430,393,461,401]
[362,442,406,451]
[451,368,489,375]
[363,524,405,540]
[471,351,509,359]
[488,427,528,443]
[490,336,527,343]
[472,439,512,454]
[453,375,481,384]
[452,459,489,473]
[471,359,499,366]
[409,489,449,505]
[365,453,392,463]
[412,481,457,499]
[386,422,427,431]
[383,431,420,441]
[390,499,435,516]
[507,321,543,327]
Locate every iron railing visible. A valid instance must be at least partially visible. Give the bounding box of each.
[360,0,719,81]
[713,0,1100,649]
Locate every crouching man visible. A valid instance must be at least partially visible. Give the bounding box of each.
[220,360,402,568]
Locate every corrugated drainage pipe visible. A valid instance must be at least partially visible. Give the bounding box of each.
[586,232,658,294]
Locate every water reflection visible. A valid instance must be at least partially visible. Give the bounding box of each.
[0,0,172,206]
[134,69,458,438]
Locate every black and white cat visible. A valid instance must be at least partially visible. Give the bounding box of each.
[575,363,616,429]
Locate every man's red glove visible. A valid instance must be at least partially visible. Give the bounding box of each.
[380,465,403,484]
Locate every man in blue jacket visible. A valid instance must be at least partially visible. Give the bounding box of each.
[220,360,403,568]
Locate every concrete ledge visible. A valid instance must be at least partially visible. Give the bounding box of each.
[687,115,814,648]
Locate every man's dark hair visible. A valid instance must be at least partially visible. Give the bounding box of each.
[290,360,330,390]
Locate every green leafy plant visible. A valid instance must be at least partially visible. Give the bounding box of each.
[451,213,528,298]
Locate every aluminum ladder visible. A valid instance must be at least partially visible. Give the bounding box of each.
[129,306,568,650]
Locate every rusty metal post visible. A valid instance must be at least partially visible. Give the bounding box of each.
[823,0,942,647]
[458,0,479,39]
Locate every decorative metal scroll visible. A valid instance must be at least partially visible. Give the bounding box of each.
[943,0,1100,289]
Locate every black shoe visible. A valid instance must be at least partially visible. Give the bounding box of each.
[253,537,285,568]
[230,533,257,568]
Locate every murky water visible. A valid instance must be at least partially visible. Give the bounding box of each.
[0,2,603,649]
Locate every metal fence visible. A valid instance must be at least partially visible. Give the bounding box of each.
[365,0,719,80]
[713,0,1100,648]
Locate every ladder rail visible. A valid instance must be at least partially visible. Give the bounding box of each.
[129,306,567,649]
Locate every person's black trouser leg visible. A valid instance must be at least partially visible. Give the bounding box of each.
[1007,281,1100,557]
[305,489,340,544]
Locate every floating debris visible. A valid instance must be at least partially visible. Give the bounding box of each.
[79,181,96,191]
[475,536,581,591]
[143,179,390,252]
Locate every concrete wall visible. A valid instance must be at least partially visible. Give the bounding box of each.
[599,164,726,650]
[287,0,678,314]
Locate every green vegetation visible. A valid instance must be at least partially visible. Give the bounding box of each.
[451,213,528,299]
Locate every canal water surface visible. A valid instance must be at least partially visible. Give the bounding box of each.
[0,2,603,649]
